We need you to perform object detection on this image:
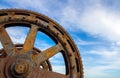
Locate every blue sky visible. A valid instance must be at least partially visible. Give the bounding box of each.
[0,0,120,78]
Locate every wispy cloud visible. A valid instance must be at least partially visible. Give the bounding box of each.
[6,27,29,44]
[49,53,65,65]
[80,6,120,43]
[83,46,120,78]
[59,3,120,77]
[2,0,48,12]
[52,65,65,74]
[73,36,101,46]
[60,0,120,43]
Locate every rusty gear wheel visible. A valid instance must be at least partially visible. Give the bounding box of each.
[0,9,83,78]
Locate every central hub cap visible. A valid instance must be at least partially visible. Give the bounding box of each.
[10,58,29,77]
[5,55,35,78]
[14,60,28,74]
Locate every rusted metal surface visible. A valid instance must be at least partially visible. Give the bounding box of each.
[23,25,38,53]
[0,9,83,78]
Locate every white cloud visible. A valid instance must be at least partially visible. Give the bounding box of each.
[85,59,120,78]
[60,1,120,44]
[2,0,49,14]
[89,49,119,58]
[60,6,80,31]
[48,4,120,76]
[60,5,120,78]
[52,65,65,74]
[6,27,29,44]
[49,53,66,74]
[80,7,120,43]
[72,35,101,46]
[49,53,65,64]
[83,47,120,78]
[85,65,119,78]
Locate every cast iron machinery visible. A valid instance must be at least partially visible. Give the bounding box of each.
[0,9,83,78]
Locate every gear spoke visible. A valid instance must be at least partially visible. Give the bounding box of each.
[0,26,15,56]
[34,43,63,65]
[23,24,38,53]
